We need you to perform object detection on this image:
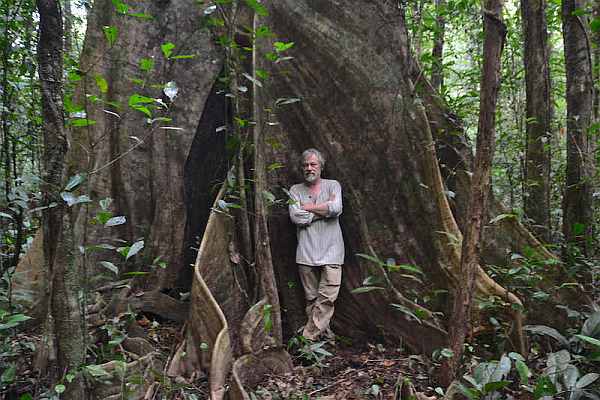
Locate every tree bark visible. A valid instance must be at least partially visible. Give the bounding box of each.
[37,0,86,398]
[562,0,595,255]
[521,0,552,242]
[442,0,506,385]
[253,11,283,346]
[593,1,600,121]
[431,0,446,92]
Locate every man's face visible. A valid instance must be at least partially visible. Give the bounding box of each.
[303,154,321,184]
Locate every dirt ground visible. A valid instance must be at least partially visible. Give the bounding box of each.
[248,341,440,400]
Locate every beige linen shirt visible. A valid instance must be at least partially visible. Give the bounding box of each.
[288,179,344,266]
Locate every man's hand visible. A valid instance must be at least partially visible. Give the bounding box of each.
[301,192,335,217]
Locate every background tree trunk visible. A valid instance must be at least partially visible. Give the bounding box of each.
[521,0,552,242]
[431,0,446,92]
[442,0,506,384]
[37,0,86,397]
[562,0,595,255]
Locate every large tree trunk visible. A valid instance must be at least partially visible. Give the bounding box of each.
[37,0,86,397]
[521,0,552,242]
[562,0,595,255]
[65,0,226,292]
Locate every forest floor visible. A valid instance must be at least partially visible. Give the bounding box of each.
[8,319,440,399]
[245,340,439,400]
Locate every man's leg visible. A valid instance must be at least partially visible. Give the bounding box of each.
[298,265,320,340]
[312,265,342,338]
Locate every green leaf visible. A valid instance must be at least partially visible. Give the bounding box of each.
[244,0,268,16]
[128,94,155,117]
[489,213,516,224]
[161,42,175,59]
[242,72,263,88]
[85,364,111,378]
[575,334,600,348]
[105,216,127,227]
[170,54,196,59]
[267,162,284,172]
[60,192,92,206]
[515,360,529,385]
[456,383,481,400]
[69,118,97,127]
[127,12,153,20]
[482,381,510,394]
[54,384,66,394]
[591,18,600,32]
[67,69,82,82]
[99,197,113,211]
[139,58,154,72]
[95,75,108,93]
[129,94,155,106]
[275,97,301,107]
[102,25,118,46]
[1,364,16,383]
[19,394,33,400]
[255,68,269,80]
[390,303,422,324]
[356,253,385,266]
[576,373,599,389]
[99,261,119,275]
[524,325,569,346]
[265,51,278,62]
[65,174,86,191]
[111,0,129,14]
[262,304,273,333]
[273,41,294,52]
[0,314,31,330]
[533,375,557,399]
[255,25,272,38]
[572,222,586,235]
[94,210,113,225]
[126,240,144,260]
[351,286,385,294]
[387,263,424,276]
[123,271,149,276]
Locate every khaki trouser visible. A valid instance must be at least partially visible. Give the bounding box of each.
[298,264,342,340]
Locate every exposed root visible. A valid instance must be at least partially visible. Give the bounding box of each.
[239,297,272,354]
[92,352,161,399]
[166,184,232,399]
[415,99,527,350]
[230,348,293,400]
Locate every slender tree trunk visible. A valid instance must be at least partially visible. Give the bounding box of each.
[411,0,425,60]
[431,0,446,92]
[442,0,506,385]
[521,0,552,242]
[252,13,283,346]
[37,0,86,398]
[593,1,600,122]
[562,0,595,255]
[63,0,73,57]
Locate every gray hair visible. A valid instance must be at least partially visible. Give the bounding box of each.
[301,148,325,169]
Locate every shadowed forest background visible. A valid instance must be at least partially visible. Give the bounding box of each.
[1,0,600,399]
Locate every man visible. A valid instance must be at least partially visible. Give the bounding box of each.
[288,148,344,341]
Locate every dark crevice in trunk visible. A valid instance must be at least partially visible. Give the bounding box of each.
[178,79,229,292]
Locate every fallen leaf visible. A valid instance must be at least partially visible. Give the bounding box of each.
[383,359,396,367]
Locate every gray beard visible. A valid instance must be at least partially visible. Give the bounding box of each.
[305,173,317,183]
